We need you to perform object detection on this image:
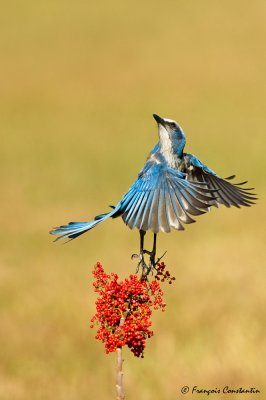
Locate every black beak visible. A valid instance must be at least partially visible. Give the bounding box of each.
[153,114,165,126]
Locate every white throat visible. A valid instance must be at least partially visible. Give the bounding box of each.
[159,125,176,167]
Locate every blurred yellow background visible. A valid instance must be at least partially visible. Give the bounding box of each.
[0,1,265,399]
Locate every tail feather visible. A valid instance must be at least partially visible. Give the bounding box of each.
[50,220,101,241]
[50,207,119,241]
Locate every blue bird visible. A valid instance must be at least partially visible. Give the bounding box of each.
[50,114,256,270]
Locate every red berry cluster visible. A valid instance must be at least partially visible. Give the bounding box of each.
[154,262,176,284]
[90,262,171,358]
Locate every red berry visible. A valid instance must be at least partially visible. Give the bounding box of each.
[90,262,174,357]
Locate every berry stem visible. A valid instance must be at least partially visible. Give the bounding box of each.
[116,315,126,400]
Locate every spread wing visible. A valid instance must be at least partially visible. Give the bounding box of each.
[184,153,257,208]
[117,161,216,233]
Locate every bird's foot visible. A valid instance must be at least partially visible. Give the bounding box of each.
[131,252,149,275]
[143,249,157,269]
[145,250,167,274]
[131,249,167,279]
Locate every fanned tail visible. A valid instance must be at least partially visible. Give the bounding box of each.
[50,207,119,241]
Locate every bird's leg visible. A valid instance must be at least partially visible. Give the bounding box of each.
[131,231,160,277]
[131,230,148,273]
[142,233,157,270]
[139,230,145,261]
[139,230,150,274]
[150,233,157,268]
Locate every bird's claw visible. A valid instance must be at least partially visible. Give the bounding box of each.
[131,252,148,275]
[143,249,157,269]
[131,249,161,278]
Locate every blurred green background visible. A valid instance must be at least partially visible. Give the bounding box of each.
[0,1,265,399]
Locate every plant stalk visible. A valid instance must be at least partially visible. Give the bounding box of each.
[116,316,125,400]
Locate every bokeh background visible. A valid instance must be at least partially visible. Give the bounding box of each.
[0,1,265,399]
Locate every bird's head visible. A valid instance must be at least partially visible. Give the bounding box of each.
[153,114,186,157]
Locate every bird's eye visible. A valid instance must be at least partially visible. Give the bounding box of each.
[169,122,176,128]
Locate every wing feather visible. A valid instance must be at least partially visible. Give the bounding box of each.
[184,153,257,208]
[119,162,215,233]
[158,182,171,233]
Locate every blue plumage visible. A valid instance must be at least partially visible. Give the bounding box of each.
[50,114,256,269]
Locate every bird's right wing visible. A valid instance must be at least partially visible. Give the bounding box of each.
[118,162,216,233]
[184,153,257,208]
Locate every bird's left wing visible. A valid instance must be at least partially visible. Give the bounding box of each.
[118,161,216,233]
[183,153,257,208]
